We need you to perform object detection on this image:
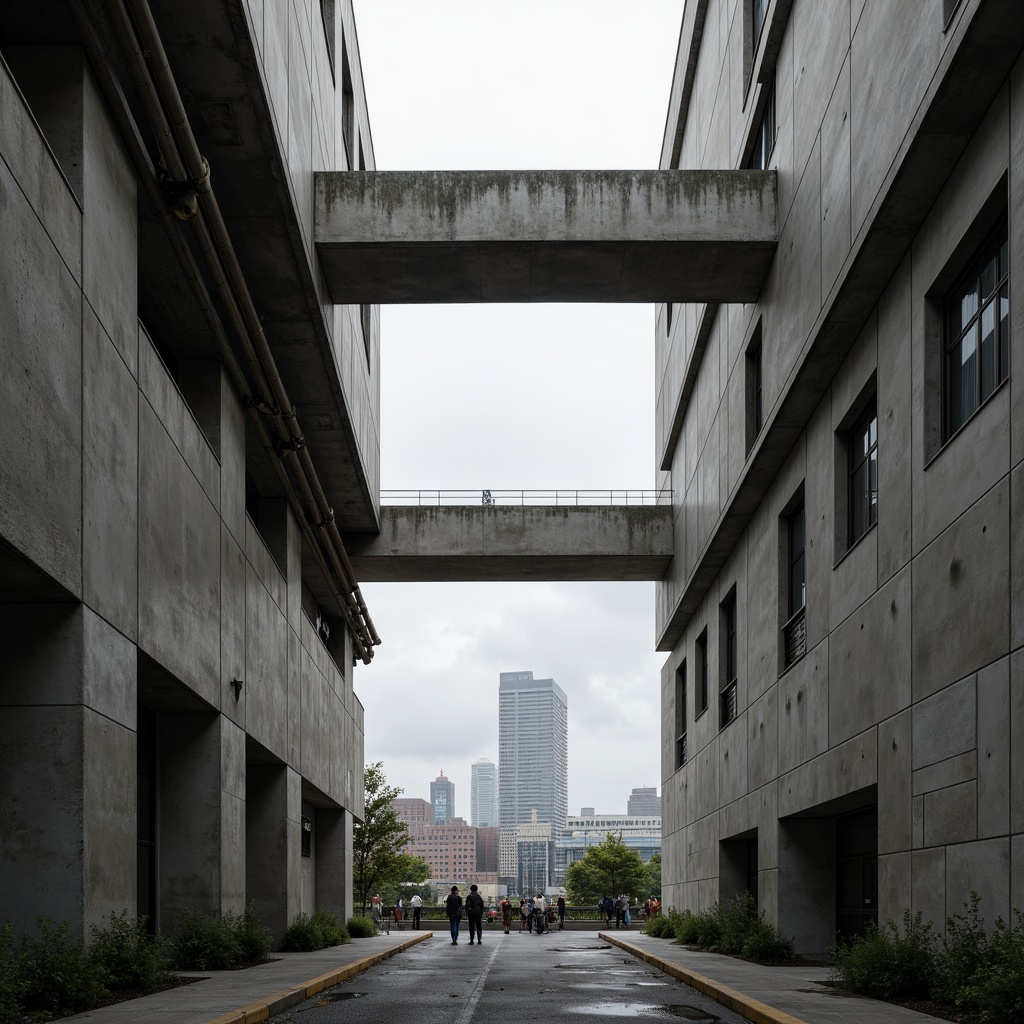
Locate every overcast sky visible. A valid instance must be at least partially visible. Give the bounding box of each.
[351,0,684,818]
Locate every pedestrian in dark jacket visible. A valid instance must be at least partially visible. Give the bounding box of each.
[557,895,566,930]
[465,884,485,944]
[445,885,463,945]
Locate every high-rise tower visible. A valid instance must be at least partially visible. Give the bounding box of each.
[470,756,499,827]
[497,671,568,887]
[430,770,455,825]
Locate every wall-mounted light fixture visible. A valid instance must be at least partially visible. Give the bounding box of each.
[230,678,244,701]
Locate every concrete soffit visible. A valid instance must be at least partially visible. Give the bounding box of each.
[655,0,1024,652]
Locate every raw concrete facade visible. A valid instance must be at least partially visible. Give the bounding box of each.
[0,0,373,941]
[657,0,1024,956]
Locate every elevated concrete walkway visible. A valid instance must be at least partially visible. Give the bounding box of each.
[315,169,777,303]
[343,505,673,582]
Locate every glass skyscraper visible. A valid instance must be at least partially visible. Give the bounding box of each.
[497,671,568,887]
[470,756,498,827]
[430,771,455,825]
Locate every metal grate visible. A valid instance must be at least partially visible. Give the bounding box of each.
[783,606,806,668]
[720,680,738,726]
[676,733,687,768]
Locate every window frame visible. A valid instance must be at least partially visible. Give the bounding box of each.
[780,495,806,672]
[674,661,687,769]
[719,590,738,729]
[847,400,878,547]
[745,320,764,453]
[695,629,709,718]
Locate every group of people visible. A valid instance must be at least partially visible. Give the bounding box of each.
[369,893,424,933]
[443,888,569,943]
[598,893,633,929]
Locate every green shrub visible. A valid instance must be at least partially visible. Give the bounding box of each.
[0,923,24,1024]
[829,910,937,1000]
[346,915,377,939]
[741,917,796,964]
[719,893,757,954]
[958,908,1024,1023]
[19,918,107,1014]
[932,892,989,1005]
[89,911,167,990]
[310,910,349,947]
[668,908,700,945]
[170,909,241,971]
[234,902,273,964]
[692,904,723,950]
[280,912,321,952]
[644,914,674,939]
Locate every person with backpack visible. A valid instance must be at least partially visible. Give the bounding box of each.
[465,883,485,945]
[500,897,513,934]
[445,885,463,945]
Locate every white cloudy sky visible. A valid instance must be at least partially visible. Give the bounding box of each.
[350,0,684,816]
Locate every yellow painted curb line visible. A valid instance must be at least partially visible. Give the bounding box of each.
[205,932,433,1024]
[600,933,810,1024]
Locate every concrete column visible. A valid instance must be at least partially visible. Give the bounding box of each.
[777,818,836,956]
[0,605,135,938]
[315,807,350,922]
[160,712,244,925]
[246,764,301,941]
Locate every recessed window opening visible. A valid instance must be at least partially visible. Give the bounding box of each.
[696,629,709,716]
[341,39,354,167]
[745,321,764,453]
[944,220,1009,439]
[675,661,687,769]
[749,80,777,170]
[782,499,806,669]
[848,402,877,545]
[752,0,770,51]
[720,591,738,728]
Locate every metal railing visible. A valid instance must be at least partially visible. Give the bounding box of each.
[782,606,807,668]
[380,489,671,507]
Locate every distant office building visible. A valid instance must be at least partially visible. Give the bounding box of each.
[406,822,476,881]
[393,797,432,838]
[627,787,662,816]
[430,771,455,825]
[470,757,499,827]
[555,811,662,885]
[476,825,499,874]
[516,811,554,895]
[498,671,568,886]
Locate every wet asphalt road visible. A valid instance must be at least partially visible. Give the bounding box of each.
[266,929,747,1024]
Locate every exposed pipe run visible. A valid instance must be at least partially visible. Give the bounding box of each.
[70,0,380,661]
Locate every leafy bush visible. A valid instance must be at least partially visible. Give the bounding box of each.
[692,905,723,950]
[170,909,242,971]
[0,923,24,1024]
[282,910,350,951]
[234,902,273,964]
[644,914,674,939]
[89,911,167,990]
[719,893,757,954]
[346,915,377,939]
[932,893,989,1005]
[829,910,937,1000]
[19,918,107,1014]
[741,917,795,963]
[311,910,349,947]
[956,908,1024,1023]
[668,908,700,945]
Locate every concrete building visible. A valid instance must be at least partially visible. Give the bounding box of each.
[628,787,663,816]
[497,671,569,887]
[476,825,500,874]
[430,771,455,825]
[471,756,499,827]
[0,0,375,940]
[515,812,555,896]
[555,810,662,884]
[656,0,1024,956]
[405,821,476,882]
[393,797,433,838]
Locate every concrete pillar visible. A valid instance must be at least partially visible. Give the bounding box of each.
[246,764,301,941]
[315,807,350,922]
[159,712,245,926]
[777,818,836,956]
[0,605,135,939]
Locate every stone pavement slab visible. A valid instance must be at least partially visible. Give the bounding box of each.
[603,931,952,1024]
[58,931,431,1024]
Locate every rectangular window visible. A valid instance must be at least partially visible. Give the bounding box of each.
[696,629,709,716]
[848,402,878,545]
[749,80,776,170]
[751,0,770,47]
[746,322,764,452]
[720,592,738,728]
[675,661,687,769]
[945,220,1009,438]
[341,39,355,167]
[782,501,806,669]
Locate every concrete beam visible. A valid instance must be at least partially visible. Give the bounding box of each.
[343,505,674,582]
[315,170,777,303]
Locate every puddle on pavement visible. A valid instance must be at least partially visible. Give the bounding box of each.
[565,1002,719,1020]
[324,991,367,1001]
[548,945,612,952]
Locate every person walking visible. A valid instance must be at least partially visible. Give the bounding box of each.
[614,894,629,929]
[556,894,566,930]
[599,894,614,927]
[445,885,463,945]
[465,883,485,945]
[410,892,423,929]
[501,897,513,934]
[519,898,529,932]
[533,892,547,934]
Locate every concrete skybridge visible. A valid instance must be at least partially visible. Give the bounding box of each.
[319,169,778,580]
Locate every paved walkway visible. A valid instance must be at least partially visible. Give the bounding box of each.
[602,931,951,1024]
[60,931,432,1024]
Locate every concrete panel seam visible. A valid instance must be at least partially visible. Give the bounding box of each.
[601,933,810,1024]
[202,932,432,1024]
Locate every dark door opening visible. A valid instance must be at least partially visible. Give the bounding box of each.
[836,806,877,939]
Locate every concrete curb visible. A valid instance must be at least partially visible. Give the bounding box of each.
[205,932,433,1024]
[600,933,809,1024]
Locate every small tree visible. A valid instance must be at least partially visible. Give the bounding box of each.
[352,763,410,914]
[376,853,432,907]
[564,832,646,904]
[643,853,662,899]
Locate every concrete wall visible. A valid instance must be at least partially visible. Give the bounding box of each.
[658,0,1024,953]
[0,18,363,941]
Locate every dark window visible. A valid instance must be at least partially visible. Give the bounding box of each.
[696,630,709,716]
[746,323,764,452]
[675,661,687,769]
[945,220,1009,438]
[720,592,738,727]
[666,302,674,335]
[361,304,372,369]
[749,80,776,170]
[848,402,878,545]
[751,0,770,47]
[783,502,806,668]
[319,0,336,77]
[341,39,355,167]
